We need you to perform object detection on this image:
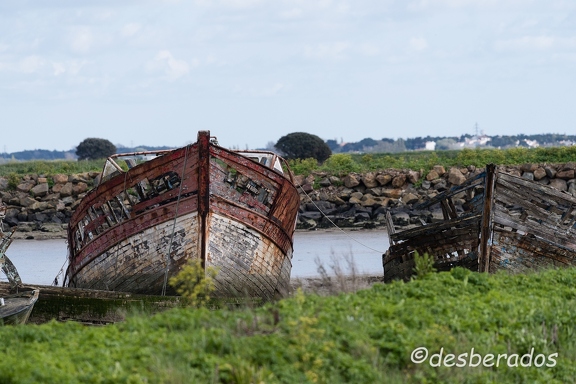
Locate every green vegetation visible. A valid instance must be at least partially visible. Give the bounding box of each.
[1,267,575,383]
[169,259,218,308]
[413,252,437,280]
[2,146,576,181]
[288,146,576,176]
[276,132,332,163]
[76,138,117,161]
[0,160,104,178]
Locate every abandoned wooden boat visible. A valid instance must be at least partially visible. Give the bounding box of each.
[0,289,39,325]
[1,222,23,290]
[384,164,576,282]
[64,131,300,300]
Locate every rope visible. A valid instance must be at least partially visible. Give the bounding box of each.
[52,257,68,286]
[161,145,190,296]
[298,185,386,254]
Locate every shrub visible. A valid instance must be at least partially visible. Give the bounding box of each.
[275,132,332,163]
[169,259,218,307]
[413,252,436,279]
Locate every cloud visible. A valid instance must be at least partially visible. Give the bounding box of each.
[409,37,428,51]
[69,27,94,54]
[280,7,303,19]
[305,41,350,60]
[409,0,527,11]
[358,43,380,56]
[494,35,576,51]
[233,82,287,97]
[147,50,191,80]
[19,55,46,73]
[51,60,87,77]
[121,23,141,38]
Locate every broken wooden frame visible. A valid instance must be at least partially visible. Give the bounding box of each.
[383,164,576,282]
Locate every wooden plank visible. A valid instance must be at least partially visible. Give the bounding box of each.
[479,163,496,272]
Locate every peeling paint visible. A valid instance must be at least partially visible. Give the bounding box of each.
[65,131,299,300]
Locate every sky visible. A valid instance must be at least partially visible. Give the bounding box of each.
[1,0,575,153]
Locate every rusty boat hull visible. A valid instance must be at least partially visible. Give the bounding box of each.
[64,131,300,300]
[384,164,576,282]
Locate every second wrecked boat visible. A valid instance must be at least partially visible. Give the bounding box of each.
[384,164,576,281]
[64,131,300,300]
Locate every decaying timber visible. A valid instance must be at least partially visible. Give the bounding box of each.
[1,206,24,289]
[64,131,300,300]
[384,164,576,282]
[0,288,39,325]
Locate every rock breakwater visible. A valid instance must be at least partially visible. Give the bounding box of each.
[1,163,576,238]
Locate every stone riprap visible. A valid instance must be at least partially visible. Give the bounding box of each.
[1,163,576,236]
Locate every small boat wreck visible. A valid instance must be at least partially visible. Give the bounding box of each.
[1,211,39,325]
[384,164,576,282]
[64,131,300,300]
[0,289,40,325]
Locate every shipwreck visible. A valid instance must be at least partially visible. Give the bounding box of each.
[64,131,300,300]
[384,164,576,281]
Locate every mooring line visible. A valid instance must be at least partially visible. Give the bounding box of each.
[298,185,386,254]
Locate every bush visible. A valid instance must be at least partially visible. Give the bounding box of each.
[276,132,332,163]
[169,259,218,307]
[76,138,116,160]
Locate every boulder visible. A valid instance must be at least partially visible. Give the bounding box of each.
[362,172,379,188]
[545,166,557,179]
[343,174,360,188]
[426,170,439,181]
[72,182,89,195]
[376,174,392,186]
[382,188,402,199]
[533,167,547,180]
[401,193,419,205]
[407,170,420,184]
[521,163,538,172]
[448,167,466,186]
[30,183,49,197]
[53,174,69,184]
[522,172,534,181]
[432,165,446,176]
[557,169,575,180]
[391,174,407,188]
[16,181,35,193]
[59,182,74,197]
[549,178,568,191]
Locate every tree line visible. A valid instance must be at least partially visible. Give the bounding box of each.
[2,132,575,162]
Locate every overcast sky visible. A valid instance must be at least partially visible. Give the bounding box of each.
[1,0,575,153]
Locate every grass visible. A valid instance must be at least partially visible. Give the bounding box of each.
[2,146,576,181]
[0,160,104,178]
[289,146,576,176]
[1,266,575,383]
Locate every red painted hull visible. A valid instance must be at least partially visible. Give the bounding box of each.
[64,132,300,299]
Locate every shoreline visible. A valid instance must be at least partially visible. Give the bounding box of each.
[9,226,389,241]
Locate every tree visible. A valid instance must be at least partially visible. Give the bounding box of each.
[275,132,332,163]
[76,138,117,160]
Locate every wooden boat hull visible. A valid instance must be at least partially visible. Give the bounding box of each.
[0,289,39,325]
[65,132,299,300]
[68,211,293,298]
[384,164,576,282]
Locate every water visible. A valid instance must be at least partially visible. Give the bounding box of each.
[2,229,390,286]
